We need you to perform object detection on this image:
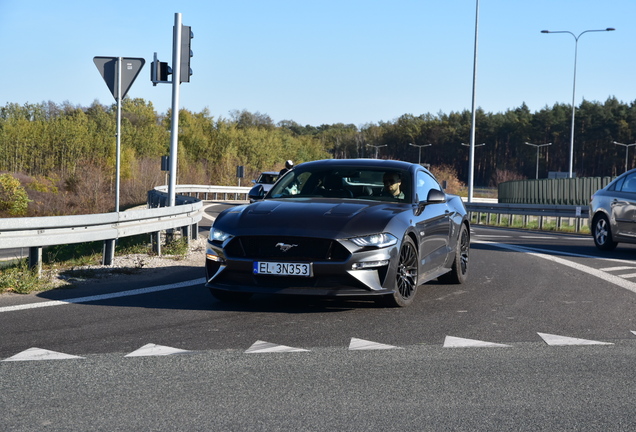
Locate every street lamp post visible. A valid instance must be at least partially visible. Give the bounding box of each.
[409,143,432,165]
[613,141,636,173]
[366,144,387,159]
[524,142,552,179]
[541,27,615,178]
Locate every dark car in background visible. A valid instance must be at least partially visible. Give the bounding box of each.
[589,168,636,250]
[205,159,470,307]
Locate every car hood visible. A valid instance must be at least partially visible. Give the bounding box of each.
[215,199,410,238]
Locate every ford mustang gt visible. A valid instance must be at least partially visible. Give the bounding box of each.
[205,159,470,307]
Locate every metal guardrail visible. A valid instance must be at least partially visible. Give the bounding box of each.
[464,202,589,232]
[0,185,251,275]
[0,202,203,249]
[149,185,251,206]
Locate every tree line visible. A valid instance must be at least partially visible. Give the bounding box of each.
[1,97,635,216]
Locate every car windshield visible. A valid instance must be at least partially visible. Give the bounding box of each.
[256,173,278,184]
[268,166,411,202]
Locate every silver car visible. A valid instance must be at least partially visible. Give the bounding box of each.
[589,168,636,250]
[252,171,280,193]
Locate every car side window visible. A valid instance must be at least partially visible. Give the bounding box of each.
[619,173,636,193]
[416,170,441,202]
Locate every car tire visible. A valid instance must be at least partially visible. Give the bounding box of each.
[209,288,252,303]
[592,214,618,251]
[383,236,419,307]
[438,223,469,284]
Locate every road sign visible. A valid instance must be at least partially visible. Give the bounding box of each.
[93,57,145,100]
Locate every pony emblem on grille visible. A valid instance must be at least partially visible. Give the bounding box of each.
[275,242,298,252]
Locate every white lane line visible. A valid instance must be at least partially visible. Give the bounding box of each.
[473,240,636,295]
[0,278,206,314]
[201,203,218,222]
[617,273,636,279]
[3,347,84,362]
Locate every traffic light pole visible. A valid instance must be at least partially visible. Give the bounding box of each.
[167,12,183,207]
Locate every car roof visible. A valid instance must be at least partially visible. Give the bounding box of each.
[260,171,280,175]
[297,158,419,172]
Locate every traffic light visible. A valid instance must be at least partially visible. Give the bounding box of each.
[150,55,171,86]
[179,25,193,83]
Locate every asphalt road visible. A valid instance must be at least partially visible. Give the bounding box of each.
[2,203,636,431]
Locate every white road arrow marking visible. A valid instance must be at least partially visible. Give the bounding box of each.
[537,332,613,346]
[125,343,192,357]
[443,336,510,348]
[245,340,309,353]
[349,337,402,350]
[631,331,636,336]
[3,347,84,361]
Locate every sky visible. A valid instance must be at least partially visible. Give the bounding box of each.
[1,1,634,127]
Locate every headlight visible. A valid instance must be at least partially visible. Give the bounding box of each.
[349,233,398,248]
[209,227,233,242]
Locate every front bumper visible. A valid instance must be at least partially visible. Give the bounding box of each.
[205,239,398,297]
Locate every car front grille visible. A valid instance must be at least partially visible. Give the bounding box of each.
[225,236,351,261]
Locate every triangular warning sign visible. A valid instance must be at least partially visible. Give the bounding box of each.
[94,56,145,101]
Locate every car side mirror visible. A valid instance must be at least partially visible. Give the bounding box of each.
[248,185,265,201]
[426,189,446,204]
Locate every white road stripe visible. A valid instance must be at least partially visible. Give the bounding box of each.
[601,266,636,272]
[472,240,636,295]
[0,278,206,314]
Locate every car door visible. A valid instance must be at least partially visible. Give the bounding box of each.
[413,170,450,277]
[612,172,636,239]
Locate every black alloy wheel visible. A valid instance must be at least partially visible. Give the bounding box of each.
[384,236,418,307]
[438,223,469,284]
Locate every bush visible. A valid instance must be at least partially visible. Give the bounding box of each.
[429,164,464,195]
[0,173,31,216]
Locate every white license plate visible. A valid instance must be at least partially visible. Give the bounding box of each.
[253,262,313,277]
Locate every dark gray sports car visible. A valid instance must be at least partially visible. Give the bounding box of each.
[205,159,470,307]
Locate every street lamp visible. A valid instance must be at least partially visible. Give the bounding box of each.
[461,142,485,147]
[524,142,552,179]
[366,144,387,159]
[541,27,615,178]
[409,143,432,165]
[612,141,636,173]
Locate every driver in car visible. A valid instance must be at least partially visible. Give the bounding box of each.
[381,172,404,199]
